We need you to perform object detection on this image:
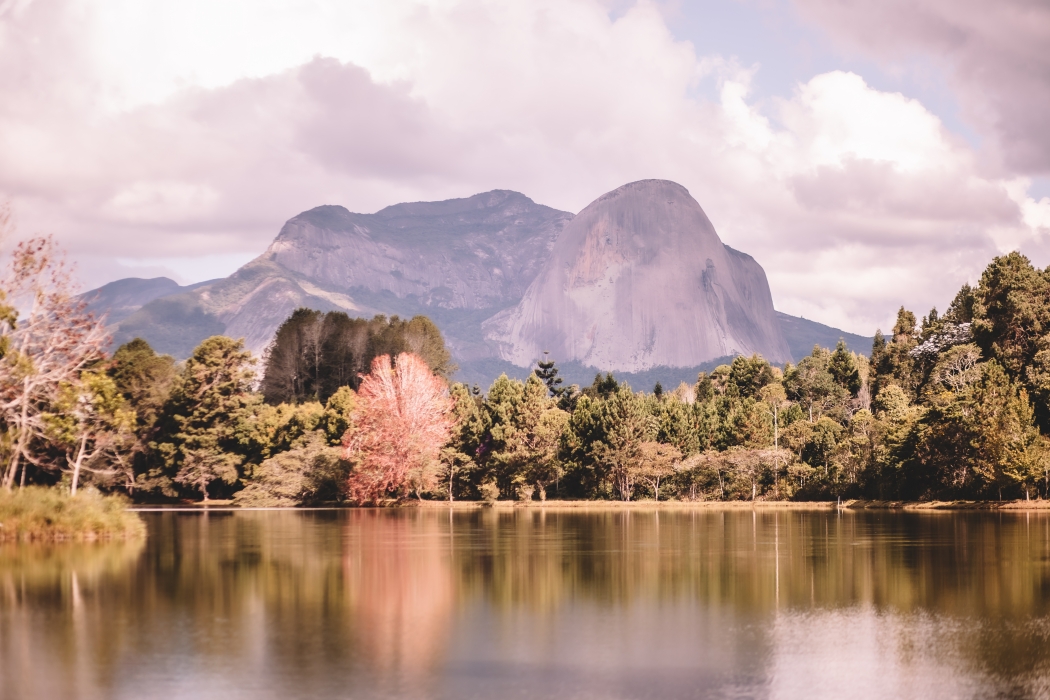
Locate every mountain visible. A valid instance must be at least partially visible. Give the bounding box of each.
[81,277,185,323]
[485,180,791,372]
[92,183,871,381]
[109,191,572,359]
[776,311,872,359]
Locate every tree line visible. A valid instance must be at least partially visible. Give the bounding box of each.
[2,232,1049,503]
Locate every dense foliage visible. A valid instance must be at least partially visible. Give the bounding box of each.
[260,309,453,404]
[0,486,144,540]
[5,247,1050,504]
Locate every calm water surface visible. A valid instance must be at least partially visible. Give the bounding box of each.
[3,508,1050,699]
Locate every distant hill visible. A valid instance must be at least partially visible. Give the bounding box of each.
[775,311,872,360]
[81,277,179,323]
[80,276,218,325]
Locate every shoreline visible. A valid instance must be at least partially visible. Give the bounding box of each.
[128,498,1050,512]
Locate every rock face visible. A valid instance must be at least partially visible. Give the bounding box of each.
[111,191,571,359]
[265,191,572,310]
[485,180,791,371]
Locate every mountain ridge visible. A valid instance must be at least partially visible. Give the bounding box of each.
[85,183,873,381]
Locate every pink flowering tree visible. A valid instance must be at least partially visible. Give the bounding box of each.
[343,353,454,503]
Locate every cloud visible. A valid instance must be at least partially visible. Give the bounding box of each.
[0,0,1045,338]
[790,0,1050,175]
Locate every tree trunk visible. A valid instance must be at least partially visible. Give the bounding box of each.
[3,382,32,490]
[773,405,780,499]
[71,433,88,496]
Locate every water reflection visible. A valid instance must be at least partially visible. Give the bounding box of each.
[1,509,1050,699]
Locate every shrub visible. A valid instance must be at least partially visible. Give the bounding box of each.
[234,432,350,507]
[0,486,145,541]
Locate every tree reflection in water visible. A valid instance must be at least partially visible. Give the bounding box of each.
[1,509,1050,699]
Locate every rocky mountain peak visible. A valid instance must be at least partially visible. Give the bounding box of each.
[484,179,791,372]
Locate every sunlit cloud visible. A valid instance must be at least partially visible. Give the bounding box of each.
[0,0,1045,336]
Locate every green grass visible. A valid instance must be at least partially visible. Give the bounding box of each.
[0,487,145,541]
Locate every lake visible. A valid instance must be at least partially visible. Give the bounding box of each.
[2,507,1050,699]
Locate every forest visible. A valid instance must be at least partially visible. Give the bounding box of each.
[2,234,1050,504]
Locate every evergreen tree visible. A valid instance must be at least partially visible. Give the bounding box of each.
[150,336,257,500]
[593,386,655,501]
[260,310,453,404]
[727,354,777,399]
[533,352,565,398]
[828,340,862,396]
[972,252,1050,377]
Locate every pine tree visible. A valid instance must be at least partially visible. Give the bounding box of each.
[151,336,256,500]
[828,340,862,396]
[533,351,565,397]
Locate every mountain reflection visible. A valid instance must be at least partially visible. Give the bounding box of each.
[1,509,1050,699]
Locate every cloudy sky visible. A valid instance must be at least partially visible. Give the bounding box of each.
[1,0,1048,335]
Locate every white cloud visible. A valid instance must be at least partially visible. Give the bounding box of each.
[791,0,1050,175]
[0,0,1044,337]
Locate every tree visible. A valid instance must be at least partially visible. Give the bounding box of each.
[108,338,177,487]
[972,252,1050,378]
[525,407,570,500]
[869,308,922,401]
[584,372,620,399]
[634,442,680,500]
[828,340,862,396]
[343,353,454,503]
[46,372,136,495]
[260,308,325,404]
[758,383,790,496]
[783,347,841,422]
[805,417,842,478]
[533,351,565,398]
[0,237,109,490]
[320,386,357,444]
[727,354,777,399]
[260,311,454,404]
[968,362,1045,499]
[234,431,350,506]
[151,336,256,500]
[724,447,787,501]
[593,386,655,500]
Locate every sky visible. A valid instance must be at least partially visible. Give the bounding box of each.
[0,0,1048,336]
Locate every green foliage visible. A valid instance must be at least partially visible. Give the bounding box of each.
[533,353,565,398]
[972,252,1050,377]
[593,386,657,500]
[783,347,844,421]
[18,249,1050,506]
[726,354,777,399]
[260,310,454,404]
[148,336,257,500]
[828,340,862,396]
[0,486,144,541]
[234,432,350,506]
[45,371,137,493]
[869,307,921,401]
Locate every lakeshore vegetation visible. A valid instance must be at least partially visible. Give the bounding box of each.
[3,230,1050,506]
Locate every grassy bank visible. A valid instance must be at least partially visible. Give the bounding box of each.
[0,487,146,541]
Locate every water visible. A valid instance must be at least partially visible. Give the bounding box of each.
[3,508,1050,700]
